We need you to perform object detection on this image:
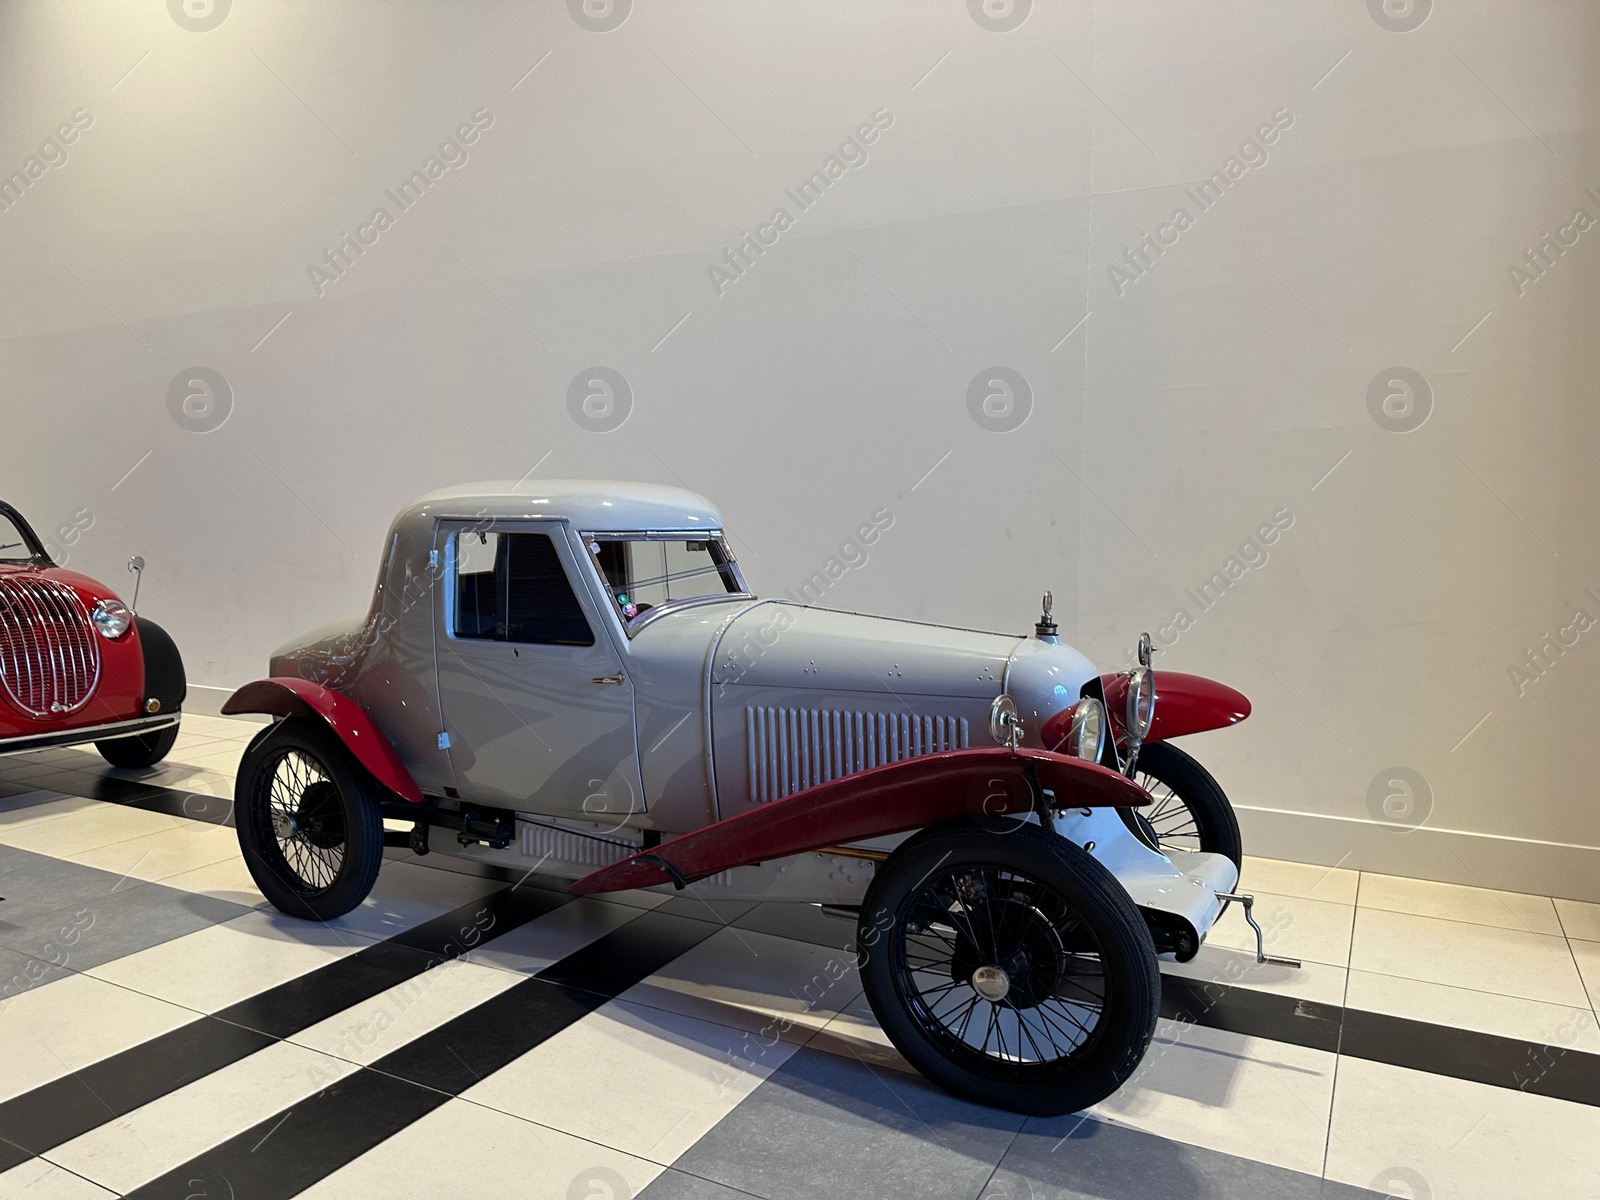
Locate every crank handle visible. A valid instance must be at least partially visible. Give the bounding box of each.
[1216,891,1301,968]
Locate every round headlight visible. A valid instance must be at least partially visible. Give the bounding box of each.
[1065,698,1106,762]
[988,693,1021,746]
[1127,666,1156,740]
[92,598,132,640]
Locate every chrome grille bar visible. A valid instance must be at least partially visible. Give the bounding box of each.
[0,576,102,718]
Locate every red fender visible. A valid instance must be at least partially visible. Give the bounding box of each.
[568,746,1149,897]
[1067,671,1250,749]
[221,677,424,804]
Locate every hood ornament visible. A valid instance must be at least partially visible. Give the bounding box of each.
[1034,591,1058,642]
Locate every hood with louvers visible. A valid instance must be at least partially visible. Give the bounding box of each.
[707,601,1023,811]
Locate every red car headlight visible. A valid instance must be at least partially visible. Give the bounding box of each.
[92,597,132,639]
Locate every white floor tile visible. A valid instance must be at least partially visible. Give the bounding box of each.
[1205,888,1354,968]
[803,988,914,1073]
[157,854,268,908]
[1357,872,1563,936]
[46,1040,360,1195]
[0,802,184,858]
[463,998,797,1165]
[1351,908,1590,1008]
[322,861,502,943]
[0,1158,114,1199]
[618,926,862,1044]
[1345,969,1600,1052]
[468,896,643,976]
[1241,855,1359,905]
[0,972,198,1102]
[1556,898,1600,943]
[291,957,521,1066]
[297,1096,664,1200]
[84,909,376,1013]
[1325,1056,1600,1200]
[1162,944,1349,1008]
[1570,939,1600,1013]
[69,823,240,886]
[1089,1018,1339,1177]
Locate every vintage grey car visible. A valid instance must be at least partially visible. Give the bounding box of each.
[225,481,1287,1115]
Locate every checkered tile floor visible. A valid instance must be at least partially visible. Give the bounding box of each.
[1,714,1597,1199]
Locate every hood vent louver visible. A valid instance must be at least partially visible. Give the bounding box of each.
[746,705,969,804]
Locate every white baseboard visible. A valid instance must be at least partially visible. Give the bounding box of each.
[184,683,267,720]
[1238,805,1600,906]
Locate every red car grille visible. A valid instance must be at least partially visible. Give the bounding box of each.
[0,576,101,718]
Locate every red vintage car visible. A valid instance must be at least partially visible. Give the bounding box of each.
[0,501,185,767]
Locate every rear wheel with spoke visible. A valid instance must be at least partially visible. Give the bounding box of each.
[234,718,384,920]
[858,821,1159,1116]
[1131,740,1242,870]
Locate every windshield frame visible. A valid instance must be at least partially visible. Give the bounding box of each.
[0,501,53,567]
[578,529,752,637]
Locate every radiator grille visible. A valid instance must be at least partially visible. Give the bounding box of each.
[746,706,969,803]
[0,576,101,719]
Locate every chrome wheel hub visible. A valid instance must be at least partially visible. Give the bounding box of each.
[273,810,297,840]
[971,964,1011,1003]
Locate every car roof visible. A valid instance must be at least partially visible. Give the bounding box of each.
[407,479,725,533]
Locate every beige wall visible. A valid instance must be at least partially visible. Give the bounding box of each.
[2,1,1596,896]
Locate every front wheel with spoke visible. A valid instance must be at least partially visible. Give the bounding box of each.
[234,718,384,920]
[1131,741,1242,870]
[858,821,1159,1116]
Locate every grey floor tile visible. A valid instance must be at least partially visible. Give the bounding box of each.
[668,1046,1023,1200]
[0,788,69,815]
[3,885,247,971]
[0,940,72,1001]
[657,895,759,926]
[734,901,858,951]
[0,843,134,921]
[0,844,248,967]
[995,1115,1383,1200]
[637,1169,766,1200]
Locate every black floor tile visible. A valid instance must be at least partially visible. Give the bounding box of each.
[998,1114,1382,1199]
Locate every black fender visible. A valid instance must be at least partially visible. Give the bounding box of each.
[135,616,186,714]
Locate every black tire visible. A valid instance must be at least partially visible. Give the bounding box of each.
[857,820,1160,1116]
[234,718,385,920]
[95,722,179,769]
[1130,741,1243,871]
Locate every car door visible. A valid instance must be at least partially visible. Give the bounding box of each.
[434,518,643,819]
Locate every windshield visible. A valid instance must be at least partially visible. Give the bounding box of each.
[0,507,45,564]
[582,533,746,624]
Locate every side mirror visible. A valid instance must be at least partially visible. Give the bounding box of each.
[128,556,145,614]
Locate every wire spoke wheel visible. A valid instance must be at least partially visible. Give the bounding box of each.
[235,719,384,920]
[1128,741,1242,870]
[1135,772,1202,853]
[254,748,345,896]
[896,865,1107,1072]
[859,821,1160,1116]
[257,748,347,891]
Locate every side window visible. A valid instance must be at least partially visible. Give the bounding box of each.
[451,531,594,646]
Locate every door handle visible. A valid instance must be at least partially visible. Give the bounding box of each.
[591,673,625,685]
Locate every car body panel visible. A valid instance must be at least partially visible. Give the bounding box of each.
[0,553,155,752]
[221,677,423,803]
[431,515,644,818]
[1098,670,1252,745]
